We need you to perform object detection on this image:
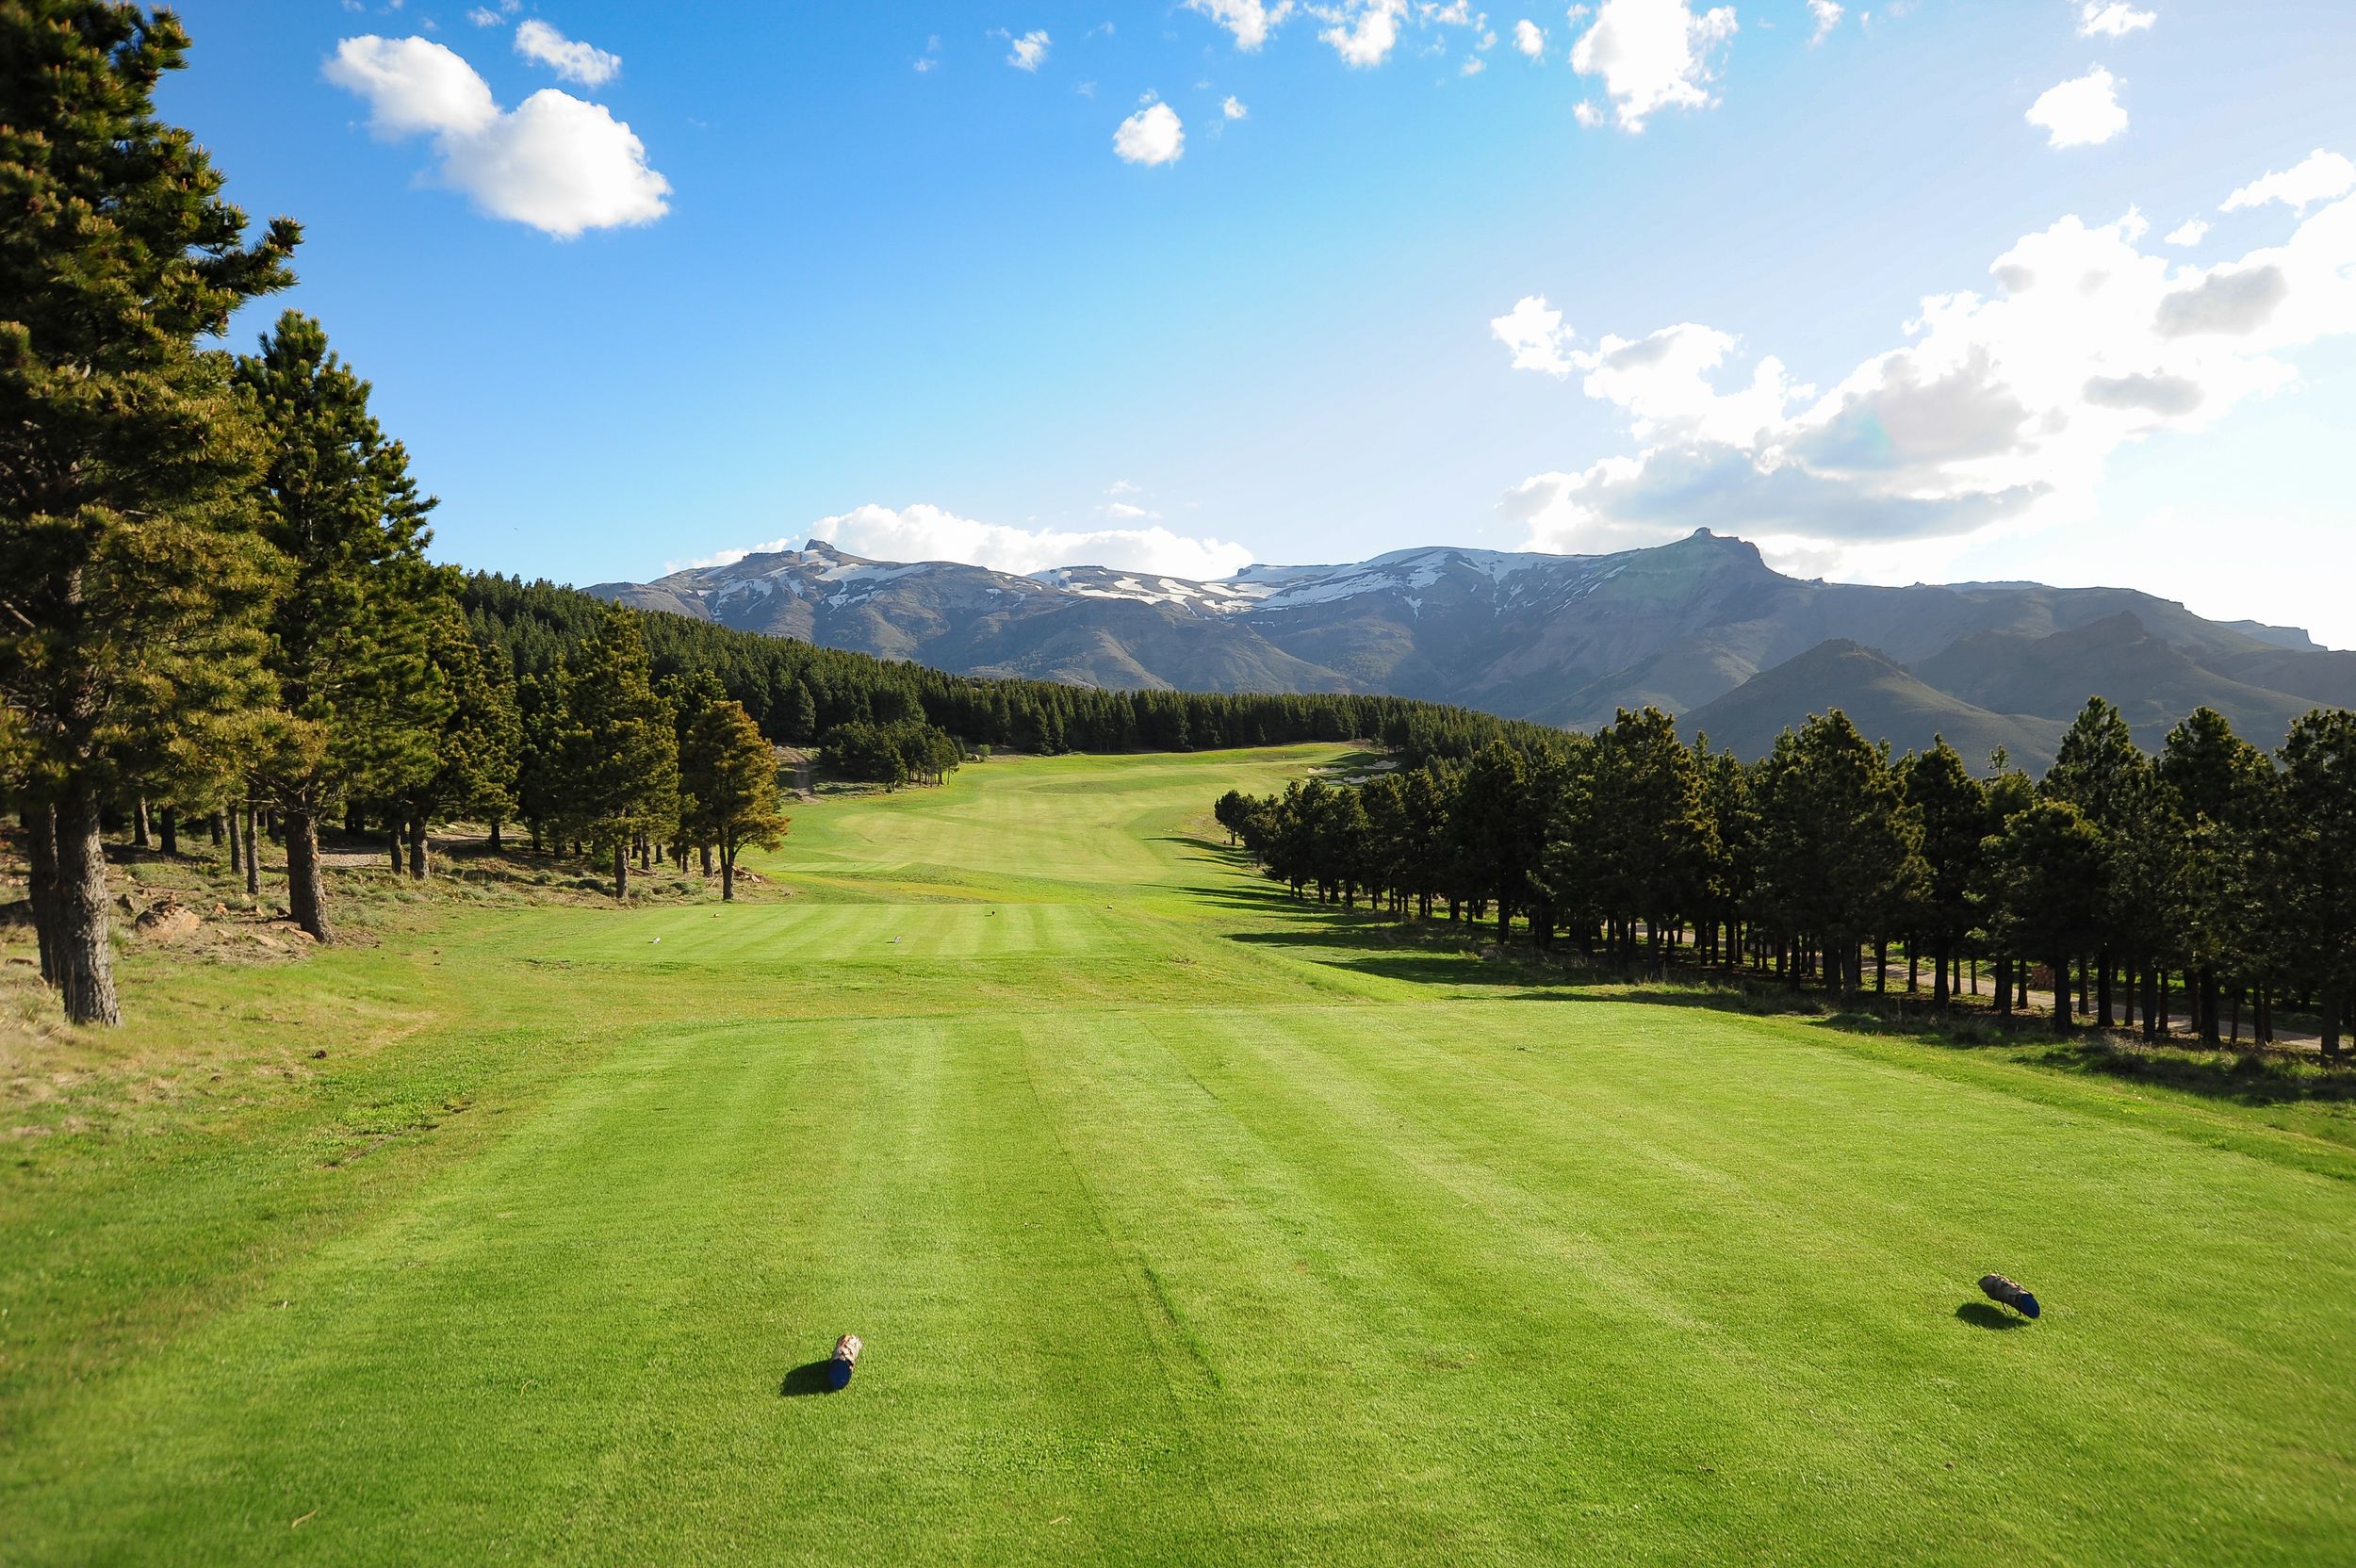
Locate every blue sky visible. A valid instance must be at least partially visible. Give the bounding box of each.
[168,1,2356,643]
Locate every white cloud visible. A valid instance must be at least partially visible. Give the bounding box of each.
[1114,102,1185,164]
[1574,99,1603,127]
[802,503,1257,580]
[1513,18,1546,55]
[1317,0,1409,66]
[1001,28,1051,70]
[513,18,619,88]
[1569,0,1740,131]
[1185,0,1295,50]
[1462,55,1487,74]
[1491,295,1578,375]
[328,33,495,137]
[2222,149,2356,215]
[465,7,500,25]
[2025,66,2127,148]
[1494,297,1800,439]
[1222,94,1249,118]
[2076,2,2154,38]
[1808,0,1842,41]
[2165,217,2208,246]
[1494,169,2356,569]
[326,36,668,237]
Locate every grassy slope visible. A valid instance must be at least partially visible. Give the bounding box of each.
[5,746,2355,1565]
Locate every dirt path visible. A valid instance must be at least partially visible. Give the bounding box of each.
[2015,984,2323,1054]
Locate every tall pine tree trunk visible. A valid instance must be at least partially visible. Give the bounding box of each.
[242,806,260,898]
[22,804,61,986]
[488,818,503,852]
[613,840,630,902]
[2050,955,2072,1033]
[406,815,427,880]
[49,788,122,1026]
[285,810,333,942]
[158,807,178,858]
[721,841,737,902]
[210,808,226,849]
[132,796,151,850]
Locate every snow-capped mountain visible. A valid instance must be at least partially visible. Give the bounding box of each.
[586,531,2345,760]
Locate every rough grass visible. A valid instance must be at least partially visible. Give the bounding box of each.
[4,745,2354,1565]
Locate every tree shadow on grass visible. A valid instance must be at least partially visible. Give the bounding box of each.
[778,1361,842,1397]
[1180,842,2356,1110]
[2008,1037,2356,1111]
[1154,834,1243,858]
[1955,1302,2030,1331]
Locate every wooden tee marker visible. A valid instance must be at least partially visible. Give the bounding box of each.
[827,1334,863,1390]
[1978,1274,2041,1319]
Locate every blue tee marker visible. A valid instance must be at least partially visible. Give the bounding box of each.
[827,1333,863,1389]
[1978,1274,2040,1319]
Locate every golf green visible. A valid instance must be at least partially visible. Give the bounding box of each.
[5,747,2352,1564]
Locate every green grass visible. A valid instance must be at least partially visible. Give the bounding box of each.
[5,745,2355,1564]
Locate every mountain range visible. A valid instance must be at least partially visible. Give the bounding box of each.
[587,530,2352,768]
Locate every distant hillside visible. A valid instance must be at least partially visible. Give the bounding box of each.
[588,530,2340,765]
[1683,641,2066,769]
[1907,612,2315,752]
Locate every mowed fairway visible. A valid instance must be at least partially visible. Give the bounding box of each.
[6,747,2356,1564]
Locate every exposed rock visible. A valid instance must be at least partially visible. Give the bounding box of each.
[133,901,201,941]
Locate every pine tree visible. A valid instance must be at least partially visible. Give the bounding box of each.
[1572,709,1712,972]
[1693,738,1755,970]
[1977,800,2107,1033]
[514,668,571,853]
[788,680,820,744]
[395,608,521,872]
[1901,737,1988,1006]
[2159,708,2274,1042]
[2277,710,2356,1058]
[559,608,678,899]
[2105,764,2193,1038]
[679,699,789,900]
[1758,712,1925,997]
[1977,757,2038,1017]
[236,313,446,938]
[1451,741,1540,940]
[2041,697,2147,1025]
[0,3,299,1021]
[658,666,727,867]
